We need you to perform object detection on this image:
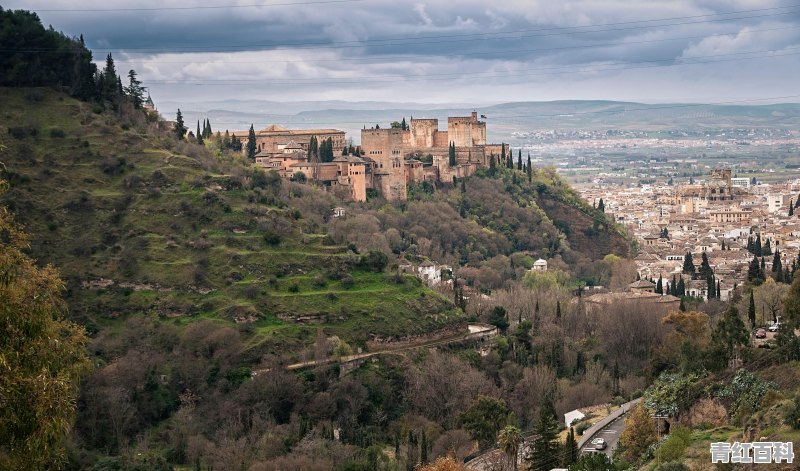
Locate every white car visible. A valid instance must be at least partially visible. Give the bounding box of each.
[769,323,781,332]
[591,437,607,450]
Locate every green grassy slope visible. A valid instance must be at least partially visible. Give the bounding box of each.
[0,88,463,357]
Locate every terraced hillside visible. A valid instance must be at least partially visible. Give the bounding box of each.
[0,88,463,357]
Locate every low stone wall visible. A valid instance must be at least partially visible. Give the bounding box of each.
[577,398,641,449]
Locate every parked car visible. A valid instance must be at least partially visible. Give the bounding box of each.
[591,437,607,450]
[755,328,767,339]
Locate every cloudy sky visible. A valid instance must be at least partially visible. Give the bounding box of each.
[9,0,800,110]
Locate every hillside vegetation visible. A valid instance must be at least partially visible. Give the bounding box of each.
[1,85,629,470]
[0,87,464,356]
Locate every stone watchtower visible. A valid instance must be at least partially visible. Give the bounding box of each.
[447,112,486,147]
[361,127,407,201]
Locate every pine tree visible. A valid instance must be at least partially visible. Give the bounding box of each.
[101,53,118,103]
[527,394,559,471]
[749,290,756,328]
[174,108,186,139]
[125,69,145,108]
[196,120,203,145]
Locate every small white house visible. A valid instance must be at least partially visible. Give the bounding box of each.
[532,259,548,272]
[564,409,585,427]
[332,207,346,218]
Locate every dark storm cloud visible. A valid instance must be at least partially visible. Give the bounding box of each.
[5,0,800,104]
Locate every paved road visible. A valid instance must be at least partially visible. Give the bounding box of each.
[251,324,498,376]
[580,413,627,457]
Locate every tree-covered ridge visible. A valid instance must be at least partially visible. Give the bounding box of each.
[0,8,146,110]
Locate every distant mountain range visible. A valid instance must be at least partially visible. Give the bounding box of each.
[172,99,800,144]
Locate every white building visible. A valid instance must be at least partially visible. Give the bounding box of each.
[532,259,548,272]
[564,409,586,427]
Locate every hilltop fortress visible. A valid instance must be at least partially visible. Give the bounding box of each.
[243,112,503,201]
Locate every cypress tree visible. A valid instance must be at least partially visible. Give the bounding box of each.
[748,256,763,284]
[401,117,407,130]
[755,234,762,256]
[196,120,203,145]
[449,142,456,167]
[174,109,186,139]
[489,155,496,176]
[556,300,561,320]
[763,238,772,256]
[246,125,257,159]
[656,275,663,295]
[748,291,756,328]
[205,119,212,138]
[527,155,532,182]
[699,252,714,279]
[679,298,686,311]
[707,274,715,299]
[597,198,605,212]
[773,250,782,273]
[791,200,795,217]
[677,277,685,296]
[761,256,766,272]
[562,427,578,466]
[420,429,428,464]
[716,280,721,299]
[682,252,695,276]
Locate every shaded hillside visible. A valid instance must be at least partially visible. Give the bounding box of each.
[0,87,463,356]
[326,164,629,292]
